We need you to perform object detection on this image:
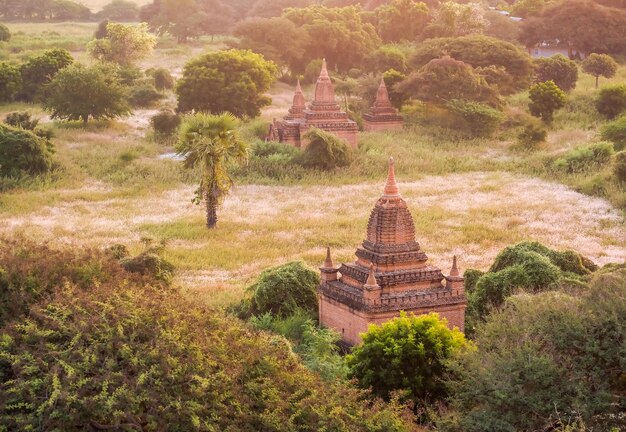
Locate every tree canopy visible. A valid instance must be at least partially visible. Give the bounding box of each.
[19,48,74,102]
[0,124,54,178]
[534,54,578,92]
[582,53,618,88]
[43,63,131,124]
[88,23,156,66]
[371,0,429,42]
[176,49,277,117]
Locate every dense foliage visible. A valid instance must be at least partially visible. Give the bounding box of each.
[528,80,566,123]
[19,48,74,102]
[596,84,626,119]
[242,261,320,319]
[0,62,21,103]
[602,115,626,150]
[43,63,130,124]
[533,54,578,92]
[0,124,54,178]
[0,242,418,432]
[347,312,468,409]
[444,267,626,432]
[581,53,618,88]
[177,49,277,117]
[87,23,156,67]
[298,128,353,170]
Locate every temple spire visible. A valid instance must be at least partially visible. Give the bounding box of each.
[324,246,334,269]
[313,58,336,104]
[364,263,378,288]
[383,157,400,198]
[450,255,459,277]
[374,77,392,108]
[320,58,329,78]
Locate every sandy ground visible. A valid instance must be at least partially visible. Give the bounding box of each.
[2,172,625,291]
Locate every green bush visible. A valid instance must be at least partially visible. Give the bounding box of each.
[148,67,174,90]
[4,111,38,130]
[297,128,353,170]
[151,109,181,138]
[465,241,595,334]
[516,116,547,150]
[444,267,626,432]
[0,245,415,431]
[596,84,626,119]
[445,99,503,137]
[533,54,578,92]
[463,269,485,294]
[347,312,468,413]
[252,140,300,158]
[615,151,626,183]
[120,252,175,284]
[245,261,320,319]
[0,23,10,42]
[129,83,163,108]
[553,142,614,174]
[0,124,54,177]
[601,115,626,151]
[528,80,566,123]
[19,48,74,102]
[304,58,323,84]
[0,62,21,103]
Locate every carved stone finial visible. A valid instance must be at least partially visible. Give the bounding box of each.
[383,157,400,198]
[324,246,334,269]
[364,263,379,288]
[450,255,459,277]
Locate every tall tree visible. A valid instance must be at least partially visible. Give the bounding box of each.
[372,0,429,42]
[520,0,626,56]
[175,112,249,229]
[19,48,74,102]
[424,1,487,38]
[87,23,156,66]
[176,49,277,117]
[581,53,618,88]
[534,54,578,92]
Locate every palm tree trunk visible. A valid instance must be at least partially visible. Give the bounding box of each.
[205,187,218,229]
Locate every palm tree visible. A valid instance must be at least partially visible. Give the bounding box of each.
[175,112,249,229]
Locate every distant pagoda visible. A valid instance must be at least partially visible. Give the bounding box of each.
[318,158,466,345]
[363,78,403,132]
[267,59,358,148]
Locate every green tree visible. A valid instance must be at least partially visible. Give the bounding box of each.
[398,56,498,105]
[19,48,73,102]
[511,0,546,17]
[347,312,468,408]
[367,45,408,73]
[383,68,408,109]
[233,17,311,73]
[97,0,138,21]
[282,5,381,72]
[88,22,156,67]
[372,0,429,42]
[596,84,626,118]
[601,115,626,150]
[534,54,578,92]
[176,49,277,117]
[43,63,130,124]
[424,1,487,37]
[528,80,566,123]
[0,23,10,41]
[175,112,249,229]
[615,150,626,182]
[4,111,38,130]
[444,267,626,432]
[409,35,534,94]
[297,128,353,170]
[249,0,314,18]
[0,124,54,178]
[520,0,626,57]
[582,53,618,88]
[0,62,21,103]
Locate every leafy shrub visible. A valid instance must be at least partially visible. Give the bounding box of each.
[239,118,271,142]
[120,252,175,284]
[129,83,163,107]
[596,84,626,119]
[615,151,626,183]
[466,241,595,334]
[553,142,614,174]
[0,124,54,177]
[151,109,181,137]
[601,115,626,151]
[297,128,353,170]
[0,245,416,431]
[533,54,578,92]
[516,116,547,150]
[4,111,38,130]
[444,267,626,432]
[0,62,21,103]
[252,140,300,158]
[19,48,73,102]
[528,80,566,123]
[244,261,320,319]
[445,99,503,137]
[148,67,174,90]
[0,23,10,42]
[304,58,323,84]
[347,312,468,412]
[463,269,484,294]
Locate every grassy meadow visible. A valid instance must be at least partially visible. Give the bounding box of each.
[0,23,625,308]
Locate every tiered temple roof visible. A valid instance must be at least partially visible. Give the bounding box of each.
[363,78,403,131]
[318,158,466,345]
[267,59,358,148]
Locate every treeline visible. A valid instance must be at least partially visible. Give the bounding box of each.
[0,0,140,22]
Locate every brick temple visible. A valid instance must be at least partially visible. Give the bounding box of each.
[363,78,404,131]
[267,59,358,148]
[318,158,466,345]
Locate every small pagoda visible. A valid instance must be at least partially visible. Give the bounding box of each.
[318,158,466,345]
[363,78,403,132]
[267,59,358,148]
